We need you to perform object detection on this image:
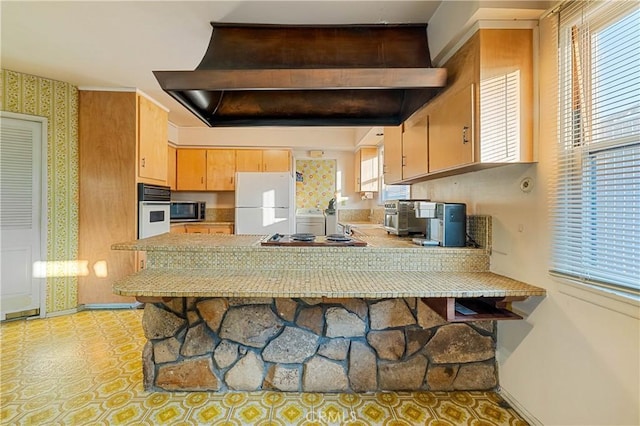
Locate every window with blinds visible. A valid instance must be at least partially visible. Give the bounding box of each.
[551,1,640,295]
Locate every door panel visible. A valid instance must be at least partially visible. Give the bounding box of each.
[0,116,43,319]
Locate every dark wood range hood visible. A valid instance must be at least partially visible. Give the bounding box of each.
[154,22,447,127]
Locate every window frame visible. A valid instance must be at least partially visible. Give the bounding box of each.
[551,0,640,303]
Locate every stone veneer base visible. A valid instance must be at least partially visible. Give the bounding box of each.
[143,297,498,393]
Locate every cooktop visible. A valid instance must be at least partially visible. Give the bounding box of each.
[261,233,367,247]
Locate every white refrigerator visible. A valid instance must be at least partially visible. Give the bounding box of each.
[234,172,294,235]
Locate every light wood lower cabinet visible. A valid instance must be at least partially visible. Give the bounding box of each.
[184,224,234,234]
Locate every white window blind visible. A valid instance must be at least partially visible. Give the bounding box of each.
[480,70,521,162]
[551,1,640,294]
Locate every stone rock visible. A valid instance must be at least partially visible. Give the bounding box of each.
[453,362,497,390]
[156,356,220,391]
[378,355,428,390]
[323,298,368,320]
[264,364,300,392]
[142,303,186,340]
[348,341,377,391]
[416,300,448,329]
[367,330,405,361]
[300,298,323,305]
[262,327,319,363]
[196,298,229,334]
[406,328,433,357]
[153,337,181,364]
[425,324,494,364]
[142,341,154,390]
[325,307,366,338]
[185,297,197,311]
[228,297,273,306]
[317,338,350,361]
[370,299,416,330]
[275,298,298,322]
[163,298,184,315]
[426,365,459,391]
[219,305,283,348]
[303,356,348,392]
[213,340,239,369]
[181,323,215,357]
[186,311,200,326]
[404,297,417,310]
[470,320,495,334]
[225,351,265,391]
[296,306,324,335]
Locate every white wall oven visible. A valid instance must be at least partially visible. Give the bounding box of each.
[138,183,170,239]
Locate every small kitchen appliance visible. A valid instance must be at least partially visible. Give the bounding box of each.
[170,201,206,222]
[138,183,171,239]
[414,202,467,247]
[383,199,428,236]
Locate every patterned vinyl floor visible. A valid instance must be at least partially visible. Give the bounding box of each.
[0,310,528,425]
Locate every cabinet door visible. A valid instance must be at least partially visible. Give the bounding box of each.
[207,224,234,234]
[359,147,379,192]
[263,150,290,172]
[354,149,362,192]
[167,146,177,190]
[170,224,186,234]
[236,150,262,172]
[383,126,403,184]
[402,119,428,179]
[206,149,236,190]
[138,95,168,182]
[428,84,474,173]
[184,224,209,234]
[176,149,207,190]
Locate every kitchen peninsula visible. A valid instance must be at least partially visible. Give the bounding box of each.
[112,226,545,393]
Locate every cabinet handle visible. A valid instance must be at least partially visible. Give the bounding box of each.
[141,157,146,168]
[140,259,145,269]
[462,126,470,144]
[402,156,406,166]
[201,177,204,184]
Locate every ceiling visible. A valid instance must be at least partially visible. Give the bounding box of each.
[1,1,444,128]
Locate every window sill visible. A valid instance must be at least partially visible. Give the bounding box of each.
[552,274,640,319]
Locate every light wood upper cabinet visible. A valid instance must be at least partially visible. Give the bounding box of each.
[236,149,263,172]
[427,29,533,175]
[262,149,291,172]
[167,146,177,190]
[387,28,533,183]
[382,126,403,184]
[206,149,236,191]
[176,149,207,190]
[137,95,168,183]
[402,118,429,179]
[236,149,291,172]
[428,84,474,173]
[354,147,379,192]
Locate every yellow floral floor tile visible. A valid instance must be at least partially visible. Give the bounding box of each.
[0,310,528,425]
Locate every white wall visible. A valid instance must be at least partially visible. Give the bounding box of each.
[412,13,640,426]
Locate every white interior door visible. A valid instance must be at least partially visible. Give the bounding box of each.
[0,115,46,320]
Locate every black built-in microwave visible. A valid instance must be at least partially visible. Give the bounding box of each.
[170,201,206,222]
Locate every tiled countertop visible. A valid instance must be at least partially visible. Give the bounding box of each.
[113,268,546,298]
[111,233,545,299]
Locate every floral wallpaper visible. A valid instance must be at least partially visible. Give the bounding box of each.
[295,159,336,210]
[0,69,79,314]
